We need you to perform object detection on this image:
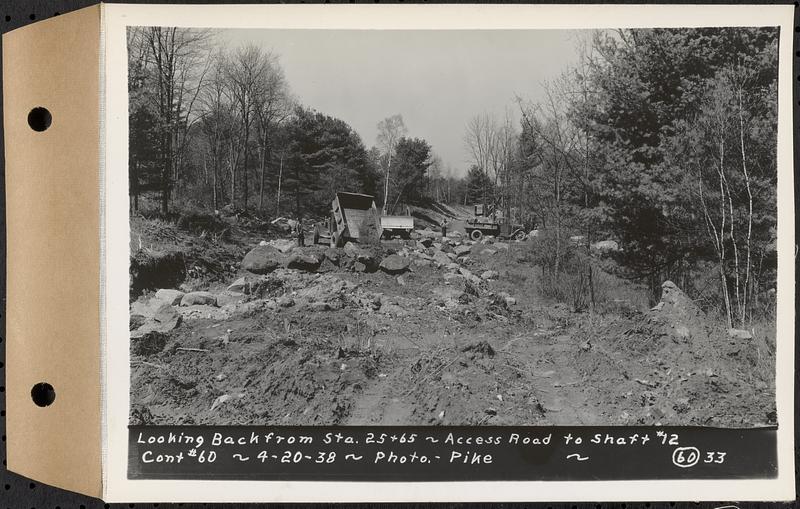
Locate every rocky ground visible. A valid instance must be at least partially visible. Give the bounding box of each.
[128,216,777,428]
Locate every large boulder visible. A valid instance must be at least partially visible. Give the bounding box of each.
[432,250,451,267]
[380,254,410,274]
[650,281,705,339]
[242,245,283,274]
[154,288,185,305]
[267,238,297,253]
[131,302,182,337]
[343,242,379,271]
[286,253,321,272]
[181,291,217,307]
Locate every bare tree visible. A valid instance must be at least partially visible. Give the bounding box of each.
[376,114,407,214]
[227,44,273,211]
[135,27,212,214]
[252,52,293,212]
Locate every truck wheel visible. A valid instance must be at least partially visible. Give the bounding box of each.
[470,229,483,241]
[514,230,526,241]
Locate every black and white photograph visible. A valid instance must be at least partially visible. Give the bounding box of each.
[126,24,780,430]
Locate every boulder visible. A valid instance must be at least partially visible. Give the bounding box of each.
[286,253,321,272]
[417,238,433,248]
[323,248,342,266]
[215,292,244,308]
[154,288,185,305]
[343,242,378,269]
[380,254,411,274]
[131,302,182,337]
[227,277,250,294]
[267,238,297,253]
[152,302,181,328]
[242,245,283,274]
[130,298,169,319]
[454,245,473,257]
[181,291,217,307]
[458,267,475,279]
[130,314,147,331]
[432,251,451,266]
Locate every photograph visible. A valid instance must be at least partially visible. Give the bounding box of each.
[126,25,779,430]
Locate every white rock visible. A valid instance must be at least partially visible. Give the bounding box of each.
[155,288,185,305]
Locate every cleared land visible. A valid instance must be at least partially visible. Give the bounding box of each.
[128,210,776,428]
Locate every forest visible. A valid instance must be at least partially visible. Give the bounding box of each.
[128,26,779,328]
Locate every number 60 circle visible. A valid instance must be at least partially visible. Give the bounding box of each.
[672,447,700,468]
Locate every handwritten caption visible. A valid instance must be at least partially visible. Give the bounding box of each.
[133,429,726,469]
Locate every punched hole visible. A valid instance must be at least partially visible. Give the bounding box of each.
[30,382,55,407]
[27,107,51,132]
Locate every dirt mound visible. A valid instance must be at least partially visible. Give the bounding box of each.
[130,249,186,299]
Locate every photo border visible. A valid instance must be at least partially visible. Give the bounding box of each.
[102,3,796,502]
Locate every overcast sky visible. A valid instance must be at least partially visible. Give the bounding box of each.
[222,29,581,176]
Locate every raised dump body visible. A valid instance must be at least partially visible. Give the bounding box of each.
[330,192,380,247]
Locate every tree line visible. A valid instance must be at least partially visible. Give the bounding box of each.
[460,27,778,325]
[128,28,448,221]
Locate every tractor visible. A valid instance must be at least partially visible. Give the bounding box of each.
[464,203,526,242]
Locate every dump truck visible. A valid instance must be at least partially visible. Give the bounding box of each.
[464,204,526,241]
[313,192,416,246]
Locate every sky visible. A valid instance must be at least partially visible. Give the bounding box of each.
[222,29,581,177]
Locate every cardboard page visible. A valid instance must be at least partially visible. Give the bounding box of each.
[3,4,102,498]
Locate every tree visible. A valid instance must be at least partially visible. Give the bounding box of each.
[464,165,493,206]
[253,52,292,212]
[226,44,271,211]
[573,27,778,300]
[376,114,408,214]
[129,27,212,214]
[387,137,432,211]
[282,107,378,217]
